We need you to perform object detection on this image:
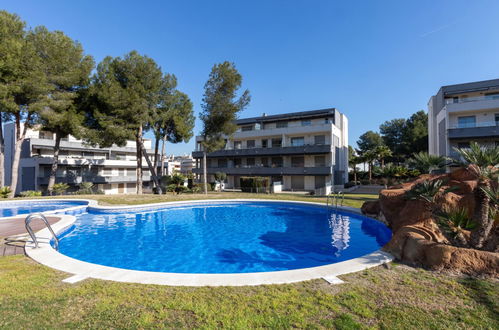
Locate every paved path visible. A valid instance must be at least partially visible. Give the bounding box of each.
[0,216,60,256]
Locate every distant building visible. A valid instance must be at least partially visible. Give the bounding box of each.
[4,123,158,195]
[428,79,499,158]
[192,108,348,192]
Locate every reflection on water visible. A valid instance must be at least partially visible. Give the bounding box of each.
[328,212,350,257]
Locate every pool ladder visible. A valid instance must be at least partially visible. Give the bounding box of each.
[326,191,344,210]
[25,213,59,250]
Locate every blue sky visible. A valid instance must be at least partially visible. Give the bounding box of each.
[3,0,499,155]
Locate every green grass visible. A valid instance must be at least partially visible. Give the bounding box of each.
[0,257,497,329]
[6,191,378,209]
[1,192,497,328]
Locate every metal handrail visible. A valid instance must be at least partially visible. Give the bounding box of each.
[326,191,344,209]
[25,213,59,250]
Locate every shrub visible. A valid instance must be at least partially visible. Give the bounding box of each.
[19,190,42,197]
[0,186,11,198]
[191,185,201,193]
[344,181,357,189]
[360,180,370,185]
[52,183,70,195]
[78,182,94,194]
[240,177,269,193]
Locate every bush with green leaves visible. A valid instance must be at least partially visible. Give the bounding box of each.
[410,152,448,174]
[19,190,42,197]
[52,183,70,195]
[0,186,12,198]
[78,182,94,194]
[437,208,477,246]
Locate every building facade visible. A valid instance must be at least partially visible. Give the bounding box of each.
[428,79,499,158]
[192,108,348,192]
[4,123,158,195]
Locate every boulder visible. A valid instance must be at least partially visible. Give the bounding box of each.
[363,167,499,277]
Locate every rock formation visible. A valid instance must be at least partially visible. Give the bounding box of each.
[361,168,499,277]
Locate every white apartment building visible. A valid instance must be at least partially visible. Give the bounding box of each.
[192,108,349,192]
[4,123,159,195]
[428,79,499,158]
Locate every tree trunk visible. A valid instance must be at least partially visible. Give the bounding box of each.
[160,135,166,176]
[47,134,62,195]
[203,150,208,194]
[368,161,372,182]
[135,128,143,195]
[0,114,4,187]
[9,114,29,198]
[381,158,385,168]
[138,138,162,194]
[470,183,492,249]
[153,135,160,173]
[353,167,357,183]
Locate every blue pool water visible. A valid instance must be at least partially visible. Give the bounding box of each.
[0,200,88,218]
[57,202,391,274]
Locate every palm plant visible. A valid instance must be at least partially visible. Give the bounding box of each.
[375,145,392,168]
[452,142,499,249]
[436,208,476,247]
[410,152,448,174]
[405,179,448,213]
[362,149,378,183]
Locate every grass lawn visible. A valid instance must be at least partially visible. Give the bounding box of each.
[1,192,497,328]
[0,257,497,329]
[10,191,378,209]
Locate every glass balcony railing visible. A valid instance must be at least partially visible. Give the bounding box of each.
[448,121,499,129]
[445,95,499,105]
[235,121,333,133]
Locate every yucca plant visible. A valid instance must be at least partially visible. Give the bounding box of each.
[452,142,499,249]
[436,208,476,247]
[0,186,12,198]
[410,152,448,174]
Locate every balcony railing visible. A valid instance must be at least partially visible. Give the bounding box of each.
[192,144,331,158]
[235,121,333,133]
[192,166,331,176]
[448,121,499,129]
[445,95,499,104]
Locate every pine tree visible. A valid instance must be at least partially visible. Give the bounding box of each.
[150,74,194,176]
[86,51,166,194]
[31,26,94,194]
[0,12,47,197]
[200,62,250,194]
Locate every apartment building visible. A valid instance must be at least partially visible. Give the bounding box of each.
[4,123,158,195]
[428,78,499,158]
[192,108,348,192]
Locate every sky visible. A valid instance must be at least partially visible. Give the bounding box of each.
[3,0,499,155]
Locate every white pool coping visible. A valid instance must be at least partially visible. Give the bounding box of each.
[0,198,97,220]
[25,199,393,286]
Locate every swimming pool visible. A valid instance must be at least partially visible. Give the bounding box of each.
[56,201,391,274]
[0,200,90,218]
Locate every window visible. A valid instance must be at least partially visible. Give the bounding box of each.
[457,116,476,128]
[315,176,326,189]
[242,125,253,132]
[291,156,304,167]
[324,118,332,124]
[314,135,326,145]
[246,140,255,148]
[103,168,113,176]
[261,139,268,148]
[271,138,282,148]
[260,157,268,167]
[127,168,135,176]
[234,141,242,149]
[234,158,242,168]
[276,121,288,128]
[246,158,255,166]
[291,137,305,147]
[218,159,227,168]
[271,157,283,167]
[495,114,499,125]
[301,120,311,126]
[315,155,326,167]
[118,168,125,176]
[83,152,94,158]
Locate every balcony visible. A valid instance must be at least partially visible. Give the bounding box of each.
[192,166,331,176]
[444,97,499,113]
[448,122,499,139]
[37,175,152,185]
[192,144,331,158]
[28,138,154,154]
